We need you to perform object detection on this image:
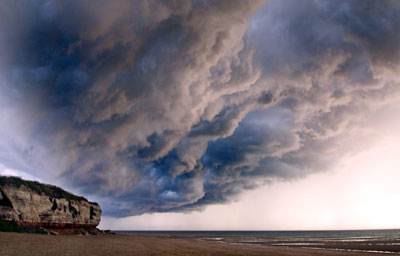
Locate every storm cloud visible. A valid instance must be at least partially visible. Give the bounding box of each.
[0,0,400,216]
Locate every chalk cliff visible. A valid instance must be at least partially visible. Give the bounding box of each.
[0,176,101,228]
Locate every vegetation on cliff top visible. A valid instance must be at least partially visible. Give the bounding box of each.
[0,176,90,202]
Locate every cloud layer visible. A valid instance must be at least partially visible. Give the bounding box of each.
[0,0,400,216]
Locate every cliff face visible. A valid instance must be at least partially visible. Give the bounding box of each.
[0,176,101,228]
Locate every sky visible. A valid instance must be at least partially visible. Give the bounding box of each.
[1,0,400,230]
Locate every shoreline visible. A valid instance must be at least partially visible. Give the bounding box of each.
[1,232,390,256]
[115,230,400,254]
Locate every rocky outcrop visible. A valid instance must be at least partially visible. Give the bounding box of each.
[0,176,101,229]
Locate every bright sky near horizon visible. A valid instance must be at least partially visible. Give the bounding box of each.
[1,0,400,230]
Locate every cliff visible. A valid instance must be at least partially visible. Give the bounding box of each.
[0,176,101,229]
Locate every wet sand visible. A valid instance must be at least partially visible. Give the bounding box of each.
[0,232,388,256]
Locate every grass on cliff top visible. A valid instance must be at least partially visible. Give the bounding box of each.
[0,176,89,202]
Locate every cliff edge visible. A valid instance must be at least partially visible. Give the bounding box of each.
[0,176,101,229]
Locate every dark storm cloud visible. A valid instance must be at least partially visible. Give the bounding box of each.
[0,0,400,216]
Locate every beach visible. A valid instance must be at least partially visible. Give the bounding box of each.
[0,232,389,256]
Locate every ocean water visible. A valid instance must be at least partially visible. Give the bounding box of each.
[115,229,400,254]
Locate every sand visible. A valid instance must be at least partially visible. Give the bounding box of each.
[0,232,385,256]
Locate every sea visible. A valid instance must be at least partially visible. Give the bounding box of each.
[115,229,400,254]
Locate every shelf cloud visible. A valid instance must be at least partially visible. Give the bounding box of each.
[0,0,400,216]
